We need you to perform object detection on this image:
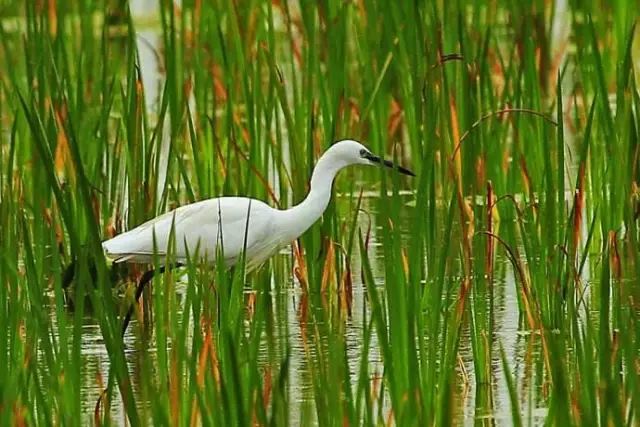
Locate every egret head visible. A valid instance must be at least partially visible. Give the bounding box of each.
[330,139,415,176]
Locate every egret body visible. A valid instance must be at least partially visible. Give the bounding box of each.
[102,140,414,269]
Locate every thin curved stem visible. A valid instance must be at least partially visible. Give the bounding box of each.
[451,108,558,160]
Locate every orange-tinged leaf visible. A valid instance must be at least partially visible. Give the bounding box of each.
[105,216,117,239]
[246,291,257,320]
[183,77,193,99]
[320,239,335,293]
[54,124,70,175]
[213,76,228,101]
[387,98,403,140]
[401,248,409,277]
[572,187,584,253]
[449,94,474,270]
[348,98,361,133]
[385,407,394,426]
[209,62,228,101]
[47,0,57,37]
[476,156,485,189]
[449,94,462,188]
[293,241,308,290]
[53,103,75,183]
[340,262,353,315]
[194,0,202,31]
[609,231,621,280]
[262,367,272,411]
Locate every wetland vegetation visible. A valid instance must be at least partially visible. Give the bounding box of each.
[1,0,640,425]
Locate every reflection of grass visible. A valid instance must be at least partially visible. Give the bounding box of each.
[2,0,640,424]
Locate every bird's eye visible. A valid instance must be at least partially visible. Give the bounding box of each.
[359,149,367,156]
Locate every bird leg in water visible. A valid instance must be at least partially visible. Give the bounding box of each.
[121,264,182,336]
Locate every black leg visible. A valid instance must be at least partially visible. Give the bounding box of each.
[121,263,182,336]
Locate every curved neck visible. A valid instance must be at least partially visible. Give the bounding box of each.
[276,155,346,244]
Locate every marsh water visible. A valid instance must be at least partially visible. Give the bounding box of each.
[46,195,557,425]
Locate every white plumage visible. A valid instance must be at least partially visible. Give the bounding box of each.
[102,140,414,270]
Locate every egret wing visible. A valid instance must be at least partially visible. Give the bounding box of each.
[102,198,276,265]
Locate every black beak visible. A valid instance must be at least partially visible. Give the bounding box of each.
[364,152,415,177]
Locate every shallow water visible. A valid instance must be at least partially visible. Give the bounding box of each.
[44,195,554,426]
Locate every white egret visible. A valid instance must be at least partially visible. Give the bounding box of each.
[78,139,413,334]
[102,139,414,270]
